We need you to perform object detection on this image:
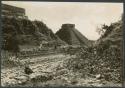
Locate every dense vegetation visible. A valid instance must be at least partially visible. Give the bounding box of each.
[2,17,65,52]
[65,18,123,83]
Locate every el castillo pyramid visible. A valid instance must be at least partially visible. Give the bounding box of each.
[56,24,92,47]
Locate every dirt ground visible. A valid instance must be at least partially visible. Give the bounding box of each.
[1,54,122,87]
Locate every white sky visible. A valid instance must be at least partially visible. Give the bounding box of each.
[2,1,123,40]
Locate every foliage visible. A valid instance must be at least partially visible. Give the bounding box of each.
[2,17,65,52]
[65,19,123,83]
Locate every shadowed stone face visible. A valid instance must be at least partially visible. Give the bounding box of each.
[62,24,75,30]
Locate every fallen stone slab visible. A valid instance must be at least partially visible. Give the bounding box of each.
[29,72,53,83]
[14,75,30,85]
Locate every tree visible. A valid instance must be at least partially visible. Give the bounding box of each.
[96,26,105,36]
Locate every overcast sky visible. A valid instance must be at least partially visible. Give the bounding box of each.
[2,1,123,40]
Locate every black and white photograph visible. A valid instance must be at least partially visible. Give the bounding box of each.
[1,1,124,87]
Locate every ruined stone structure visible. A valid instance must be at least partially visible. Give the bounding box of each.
[56,24,92,47]
[2,4,28,19]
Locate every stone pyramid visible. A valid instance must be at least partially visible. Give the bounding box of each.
[56,24,92,47]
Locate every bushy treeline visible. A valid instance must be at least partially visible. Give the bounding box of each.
[66,19,123,83]
[2,17,65,52]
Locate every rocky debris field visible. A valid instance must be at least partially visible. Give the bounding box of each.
[1,54,122,87]
[65,47,122,85]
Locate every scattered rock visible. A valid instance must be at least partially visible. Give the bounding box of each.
[30,72,53,82]
[96,74,101,79]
